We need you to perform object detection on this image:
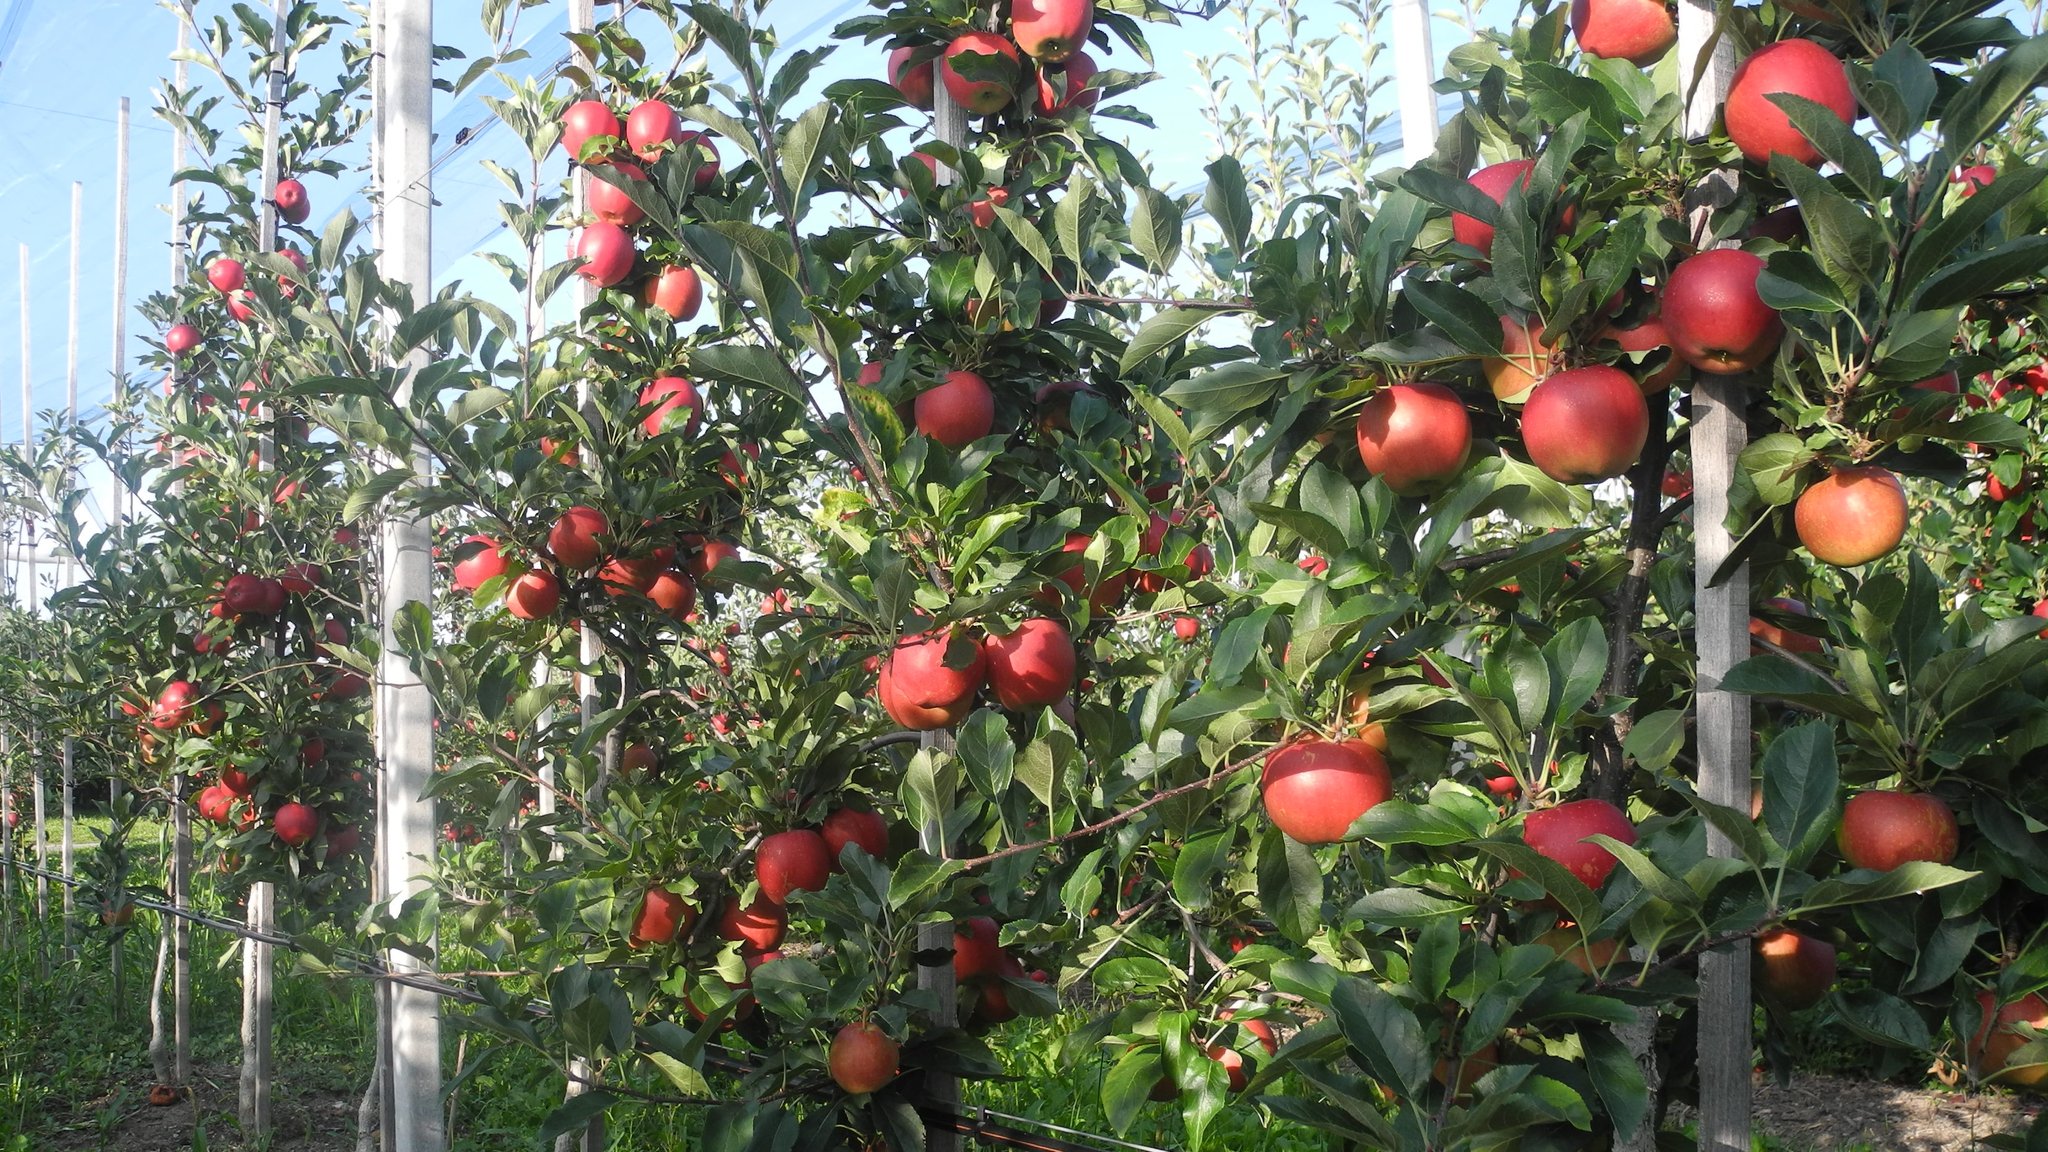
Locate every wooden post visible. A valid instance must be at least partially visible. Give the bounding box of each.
[112,97,131,530]
[61,180,80,954]
[376,0,445,1148]
[1677,4,1751,1151]
[1390,0,1438,166]
[1,728,12,938]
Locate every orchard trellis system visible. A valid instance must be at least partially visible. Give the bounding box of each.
[1,1,2047,1152]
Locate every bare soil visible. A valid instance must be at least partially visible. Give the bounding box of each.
[1700,1072,2043,1150]
[44,1062,360,1152]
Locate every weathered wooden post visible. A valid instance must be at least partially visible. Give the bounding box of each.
[1677,3,1752,1150]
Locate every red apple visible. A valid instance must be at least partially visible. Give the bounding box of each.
[1968,990,2048,1087]
[1837,790,1958,871]
[452,534,509,592]
[588,160,647,227]
[828,1021,901,1094]
[1596,312,1687,392]
[561,100,622,161]
[165,324,200,355]
[1753,928,1837,1010]
[647,570,697,620]
[674,130,721,191]
[1355,381,1472,495]
[1749,596,1824,655]
[207,258,246,293]
[982,618,1077,710]
[642,265,703,321]
[1484,313,1561,403]
[1569,0,1676,65]
[547,506,608,570]
[821,807,888,866]
[885,628,986,712]
[1012,0,1092,62]
[506,570,562,620]
[1451,159,1574,260]
[1724,39,1856,168]
[1954,165,1997,196]
[1662,249,1784,374]
[630,884,694,947]
[573,223,635,288]
[953,916,1004,981]
[1259,738,1394,845]
[756,829,833,904]
[1523,798,1636,887]
[1795,465,1906,567]
[151,681,199,730]
[639,376,702,438]
[624,99,683,162]
[598,554,661,597]
[274,178,310,224]
[717,896,788,951]
[914,369,996,449]
[888,45,936,109]
[1520,366,1650,484]
[1034,50,1099,116]
[940,32,1021,116]
[1173,615,1200,643]
[273,802,320,848]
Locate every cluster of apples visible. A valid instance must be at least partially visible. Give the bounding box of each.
[449,502,734,626]
[558,96,711,319]
[877,617,1078,730]
[885,0,1101,121]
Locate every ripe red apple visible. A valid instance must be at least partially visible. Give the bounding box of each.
[630,884,694,947]
[1987,471,2028,503]
[1837,790,1958,871]
[889,45,936,109]
[642,265,703,321]
[1259,738,1394,845]
[914,369,996,449]
[1749,596,1823,655]
[548,506,609,570]
[1753,928,1837,1010]
[821,807,888,866]
[1484,314,1560,402]
[151,681,199,730]
[278,562,324,595]
[274,178,310,224]
[1523,797,1636,887]
[1569,0,1676,65]
[1662,249,1784,374]
[561,100,622,160]
[1968,990,2048,1087]
[1596,312,1687,392]
[828,1021,901,1094]
[756,829,832,904]
[1794,465,1906,567]
[226,291,255,323]
[685,538,741,582]
[1354,381,1472,495]
[624,99,683,162]
[1537,927,1623,974]
[953,916,1003,981]
[639,376,702,438]
[647,569,697,620]
[1451,159,1574,259]
[165,323,200,355]
[1034,50,1099,116]
[982,617,1077,710]
[621,742,658,778]
[222,572,271,617]
[598,554,661,597]
[273,802,320,848]
[1724,39,1856,167]
[573,224,635,288]
[588,160,647,227]
[197,784,237,825]
[716,895,788,951]
[886,628,986,711]
[220,766,252,795]
[1173,615,1200,643]
[191,700,226,736]
[1012,0,1092,62]
[452,535,509,592]
[1954,164,1997,196]
[1520,366,1650,484]
[506,570,562,620]
[207,258,246,293]
[940,32,1022,115]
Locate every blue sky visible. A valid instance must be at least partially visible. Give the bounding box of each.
[0,0,1494,536]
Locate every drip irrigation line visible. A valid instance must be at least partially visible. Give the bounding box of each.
[0,855,1172,1152]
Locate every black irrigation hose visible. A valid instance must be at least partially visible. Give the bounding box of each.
[2,856,1173,1152]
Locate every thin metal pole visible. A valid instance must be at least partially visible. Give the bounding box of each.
[61,182,80,953]
[1678,3,1751,1150]
[169,8,195,1090]
[378,0,445,1147]
[1,728,12,939]
[112,97,131,528]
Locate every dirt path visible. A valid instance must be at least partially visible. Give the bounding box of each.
[45,1063,360,1152]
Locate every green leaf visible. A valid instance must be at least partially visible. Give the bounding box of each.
[1172,830,1233,911]
[538,1091,617,1143]
[1055,175,1093,266]
[1833,987,1933,1050]
[1203,157,1252,256]
[1472,841,1604,932]
[1256,826,1323,942]
[1545,616,1608,722]
[1623,710,1686,772]
[1582,1028,1648,1137]
[1329,976,1430,1096]
[1760,722,1840,870]
[1159,363,1289,438]
[689,344,807,403]
[1119,307,1218,374]
[1102,1047,1159,1136]
[1403,280,1505,356]
[1348,887,1471,928]
[1795,862,1977,912]
[954,709,1015,799]
[1354,800,1482,847]
[1940,31,2048,156]
[778,102,834,221]
[1131,187,1183,274]
[1585,835,1695,908]
[344,467,416,523]
[1759,250,1854,313]
[993,204,1060,281]
[1915,235,2048,310]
